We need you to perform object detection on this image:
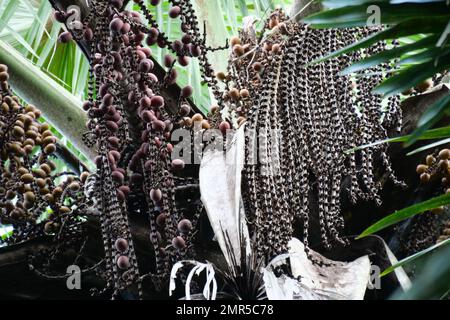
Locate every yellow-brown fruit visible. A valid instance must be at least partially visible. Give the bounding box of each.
[232,44,245,57]
[18,167,29,175]
[59,206,71,214]
[416,79,433,93]
[269,17,279,29]
[420,173,430,183]
[439,159,449,170]
[33,109,41,118]
[1,102,9,113]
[263,42,272,52]
[229,88,240,101]
[5,190,16,200]
[68,182,80,191]
[11,103,20,113]
[26,111,36,119]
[0,71,9,82]
[242,44,251,53]
[416,164,428,175]
[9,143,24,156]
[24,145,33,154]
[216,72,226,81]
[240,89,250,99]
[271,43,281,55]
[24,105,35,113]
[439,149,450,160]
[14,119,24,128]
[10,208,25,220]
[42,130,53,138]
[25,130,38,139]
[44,193,54,203]
[47,160,57,171]
[183,117,193,127]
[80,172,90,183]
[230,36,241,47]
[35,178,46,188]
[201,120,210,130]
[23,138,35,147]
[33,168,47,179]
[24,191,36,203]
[426,155,435,166]
[52,187,63,198]
[42,136,56,146]
[253,62,263,73]
[23,200,33,210]
[191,113,204,122]
[277,22,288,34]
[44,221,58,234]
[22,115,33,127]
[40,163,52,175]
[28,125,39,133]
[44,143,56,154]
[12,126,24,138]
[39,187,50,195]
[21,173,34,183]
[210,105,219,114]
[39,123,50,133]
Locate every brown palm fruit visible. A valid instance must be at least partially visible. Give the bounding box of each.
[415,79,433,93]
[230,36,241,47]
[233,44,245,57]
[229,88,240,101]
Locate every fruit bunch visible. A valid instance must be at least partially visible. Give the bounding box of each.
[0,64,89,246]
[214,10,404,260]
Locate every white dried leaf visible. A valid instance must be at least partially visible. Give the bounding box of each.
[199,125,251,267]
[262,238,371,300]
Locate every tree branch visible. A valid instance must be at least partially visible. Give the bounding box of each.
[290,0,324,21]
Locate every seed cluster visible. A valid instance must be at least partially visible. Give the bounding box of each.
[51,0,227,297]
[216,11,404,261]
[416,148,450,194]
[0,64,89,248]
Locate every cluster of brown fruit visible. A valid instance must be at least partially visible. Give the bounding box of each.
[416,149,449,189]
[416,148,449,214]
[211,10,291,138]
[179,111,211,130]
[0,64,89,242]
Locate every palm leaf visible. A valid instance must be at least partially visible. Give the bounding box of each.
[357,193,450,239]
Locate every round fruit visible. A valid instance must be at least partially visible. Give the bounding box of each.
[115,238,129,252]
[177,219,192,234]
[172,236,186,250]
[117,255,130,270]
